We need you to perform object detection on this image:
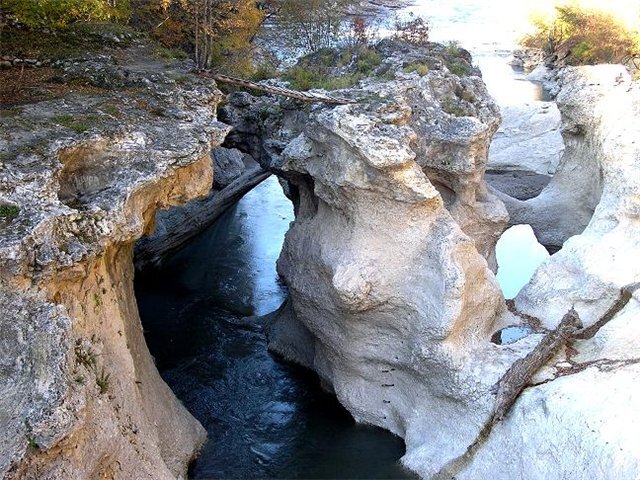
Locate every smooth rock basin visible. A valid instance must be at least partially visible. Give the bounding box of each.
[135,178,414,479]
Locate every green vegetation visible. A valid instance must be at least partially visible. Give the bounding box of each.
[447,61,469,77]
[522,5,639,65]
[445,40,461,56]
[75,340,97,368]
[95,366,111,394]
[284,67,362,91]
[26,434,40,450]
[249,64,278,81]
[2,0,130,29]
[155,46,189,60]
[0,21,135,60]
[283,45,382,90]
[131,0,265,72]
[442,97,466,117]
[51,114,91,133]
[74,339,110,394]
[402,62,429,76]
[0,205,20,219]
[356,49,382,74]
[100,103,121,117]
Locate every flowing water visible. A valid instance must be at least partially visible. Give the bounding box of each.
[136,177,411,479]
[136,3,551,477]
[393,0,547,104]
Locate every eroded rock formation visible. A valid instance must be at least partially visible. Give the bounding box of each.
[242,41,525,478]
[0,47,228,478]
[134,146,271,269]
[493,66,622,250]
[251,48,640,478]
[468,85,640,474]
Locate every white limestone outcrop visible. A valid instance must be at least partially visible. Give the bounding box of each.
[263,51,640,479]
[488,101,564,175]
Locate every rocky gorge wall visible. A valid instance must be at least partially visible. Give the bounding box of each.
[2,36,639,480]
[0,47,229,479]
[463,64,640,479]
[233,44,640,478]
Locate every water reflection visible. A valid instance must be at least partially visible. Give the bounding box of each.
[135,177,411,479]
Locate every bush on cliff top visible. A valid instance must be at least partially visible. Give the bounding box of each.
[522,5,639,65]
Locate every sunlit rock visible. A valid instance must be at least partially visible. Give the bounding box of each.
[462,65,640,480]
[489,101,564,175]
[0,48,228,479]
[260,40,520,478]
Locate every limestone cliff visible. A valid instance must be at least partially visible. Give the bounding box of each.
[462,65,640,480]
[234,45,640,478]
[0,46,228,479]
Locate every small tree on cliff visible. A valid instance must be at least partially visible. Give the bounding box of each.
[131,0,264,71]
[522,5,639,65]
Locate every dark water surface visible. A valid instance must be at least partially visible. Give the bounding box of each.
[135,178,411,479]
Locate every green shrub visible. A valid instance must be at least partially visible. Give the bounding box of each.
[284,66,362,91]
[249,63,277,81]
[0,205,20,219]
[356,48,382,73]
[522,5,639,65]
[51,114,90,133]
[403,62,429,76]
[442,97,466,117]
[447,62,468,76]
[3,0,130,29]
[284,45,382,91]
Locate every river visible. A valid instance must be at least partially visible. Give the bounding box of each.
[135,2,549,477]
[135,178,412,479]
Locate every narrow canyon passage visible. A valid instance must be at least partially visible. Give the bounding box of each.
[134,177,413,479]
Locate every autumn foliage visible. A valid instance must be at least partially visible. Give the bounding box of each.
[522,5,639,65]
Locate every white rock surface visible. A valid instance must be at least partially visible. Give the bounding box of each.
[493,67,620,250]
[515,65,640,326]
[260,40,524,479]
[462,65,640,480]
[489,101,564,175]
[265,54,640,479]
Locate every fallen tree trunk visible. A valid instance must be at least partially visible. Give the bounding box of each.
[135,166,271,269]
[435,282,639,479]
